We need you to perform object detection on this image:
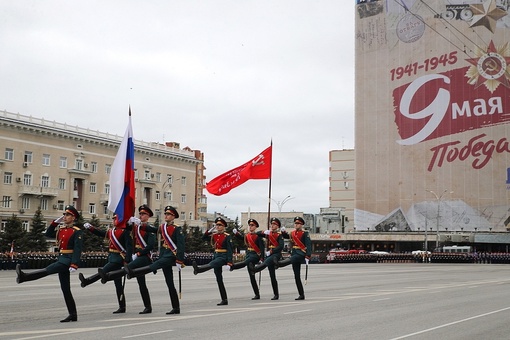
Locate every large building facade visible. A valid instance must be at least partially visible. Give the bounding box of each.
[355,0,510,232]
[0,110,206,231]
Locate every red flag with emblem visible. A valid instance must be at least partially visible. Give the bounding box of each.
[206,145,272,196]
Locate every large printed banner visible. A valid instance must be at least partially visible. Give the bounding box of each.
[355,0,510,231]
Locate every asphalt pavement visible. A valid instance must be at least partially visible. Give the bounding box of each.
[1,263,510,339]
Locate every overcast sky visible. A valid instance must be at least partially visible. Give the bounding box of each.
[1,1,355,223]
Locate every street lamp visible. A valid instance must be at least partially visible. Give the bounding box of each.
[426,189,453,249]
[271,195,294,212]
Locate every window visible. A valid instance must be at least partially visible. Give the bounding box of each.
[90,182,97,193]
[58,178,66,190]
[104,183,110,194]
[23,174,32,186]
[180,211,185,219]
[155,191,161,200]
[5,148,13,161]
[89,203,96,215]
[0,221,6,232]
[2,196,12,208]
[105,164,111,174]
[181,194,186,204]
[3,172,12,184]
[42,154,50,166]
[75,159,83,170]
[167,174,173,184]
[155,172,161,182]
[189,212,193,220]
[165,191,172,201]
[57,200,65,210]
[24,151,33,164]
[144,170,151,180]
[134,169,138,179]
[41,175,50,188]
[40,198,48,210]
[22,221,29,232]
[103,205,109,214]
[60,156,67,168]
[22,197,30,210]
[181,176,186,186]
[91,162,98,173]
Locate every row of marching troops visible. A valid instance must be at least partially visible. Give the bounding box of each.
[14,204,312,323]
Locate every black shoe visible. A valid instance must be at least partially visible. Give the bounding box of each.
[60,315,77,322]
[217,300,228,306]
[15,264,23,284]
[295,295,305,300]
[113,307,126,314]
[166,308,180,315]
[78,273,87,288]
[192,261,198,275]
[271,295,279,300]
[139,308,152,314]
[251,295,260,300]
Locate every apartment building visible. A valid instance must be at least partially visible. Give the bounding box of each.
[0,110,206,231]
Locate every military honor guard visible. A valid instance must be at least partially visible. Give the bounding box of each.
[249,217,286,300]
[124,205,185,315]
[99,204,157,314]
[16,205,83,322]
[80,214,132,313]
[230,218,265,300]
[192,217,233,306]
[276,216,311,300]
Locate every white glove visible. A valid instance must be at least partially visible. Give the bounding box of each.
[305,258,309,265]
[54,215,65,224]
[69,267,77,273]
[128,216,141,225]
[280,226,286,232]
[132,254,138,261]
[233,228,238,234]
[176,263,182,272]
[83,222,92,229]
[265,251,271,256]
[223,265,231,271]
[264,230,270,235]
[207,226,217,234]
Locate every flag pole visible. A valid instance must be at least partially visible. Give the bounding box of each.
[267,140,273,229]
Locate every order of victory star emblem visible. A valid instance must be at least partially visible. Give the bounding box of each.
[465,41,510,93]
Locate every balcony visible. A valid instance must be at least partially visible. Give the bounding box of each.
[18,185,59,197]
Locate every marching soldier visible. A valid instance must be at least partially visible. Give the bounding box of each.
[124,205,185,315]
[230,218,265,300]
[16,205,83,322]
[276,216,311,300]
[80,214,132,314]
[192,217,233,306]
[99,204,156,314]
[248,217,286,300]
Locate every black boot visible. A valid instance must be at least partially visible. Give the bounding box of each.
[16,264,48,284]
[193,261,212,275]
[79,272,101,288]
[276,258,291,269]
[124,264,153,279]
[229,262,245,272]
[217,281,228,306]
[270,274,279,300]
[253,262,267,273]
[99,267,126,284]
[60,315,77,322]
[138,278,152,314]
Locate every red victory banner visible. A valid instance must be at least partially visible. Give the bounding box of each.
[206,145,272,196]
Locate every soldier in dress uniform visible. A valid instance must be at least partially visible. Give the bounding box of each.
[248,217,286,300]
[16,205,83,322]
[80,214,132,314]
[99,204,157,314]
[192,217,233,306]
[276,216,311,300]
[230,218,265,300]
[124,205,185,315]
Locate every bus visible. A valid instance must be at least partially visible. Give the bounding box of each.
[442,246,472,253]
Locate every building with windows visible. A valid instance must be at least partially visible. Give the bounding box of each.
[0,110,206,231]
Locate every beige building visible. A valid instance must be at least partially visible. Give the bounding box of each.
[355,0,510,232]
[0,110,206,231]
[328,149,355,229]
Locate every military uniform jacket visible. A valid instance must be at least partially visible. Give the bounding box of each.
[259,230,284,256]
[290,229,312,258]
[134,222,156,257]
[87,226,133,262]
[235,231,265,258]
[203,232,233,263]
[46,221,83,267]
[159,223,185,263]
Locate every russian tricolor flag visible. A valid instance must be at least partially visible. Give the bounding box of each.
[108,108,135,227]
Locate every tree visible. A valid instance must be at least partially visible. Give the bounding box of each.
[0,214,26,252]
[227,218,244,253]
[24,207,48,251]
